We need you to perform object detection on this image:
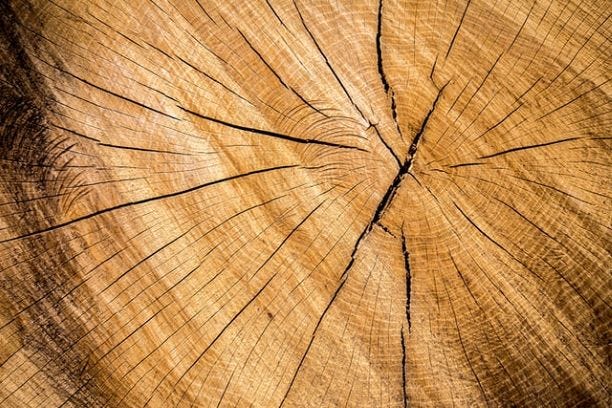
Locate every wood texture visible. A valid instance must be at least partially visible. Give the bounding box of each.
[0,0,610,406]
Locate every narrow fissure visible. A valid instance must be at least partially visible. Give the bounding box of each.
[293,0,369,123]
[401,230,412,330]
[371,122,402,168]
[178,106,367,151]
[390,90,404,141]
[376,0,389,93]
[376,0,405,143]
[400,327,408,408]
[407,82,449,166]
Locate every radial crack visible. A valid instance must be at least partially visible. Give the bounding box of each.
[376,0,389,93]
[179,106,367,151]
[376,0,405,145]
[294,0,369,123]
[371,122,402,168]
[1,165,298,243]
[401,230,412,330]
[237,29,324,115]
[400,327,408,408]
[390,90,404,141]
[445,0,472,59]
[479,136,584,159]
[407,82,449,169]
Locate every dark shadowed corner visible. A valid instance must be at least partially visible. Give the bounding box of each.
[0,2,110,406]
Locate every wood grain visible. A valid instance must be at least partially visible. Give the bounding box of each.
[0,0,610,406]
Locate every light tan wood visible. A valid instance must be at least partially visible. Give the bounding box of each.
[0,0,610,406]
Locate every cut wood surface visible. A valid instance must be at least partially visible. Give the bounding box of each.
[0,0,610,406]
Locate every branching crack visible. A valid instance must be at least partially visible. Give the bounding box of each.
[371,83,448,227]
[280,80,447,407]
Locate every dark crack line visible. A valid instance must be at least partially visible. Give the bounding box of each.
[51,123,101,142]
[407,82,449,165]
[479,136,585,159]
[176,55,255,106]
[170,274,275,395]
[371,122,402,168]
[98,143,192,156]
[279,203,372,406]
[266,0,287,28]
[401,327,408,408]
[237,29,324,115]
[171,201,324,398]
[445,0,472,59]
[401,230,412,331]
[178,106,367,152]
[1,165,298,243]
[444,282,489,404]
[375,1,405,144]
[475,101,524,141]
[453,201,544,282]
[293,0,368,123]
[429,55,439,83]
[40,59,180,120]
[390,90,404,141]
[280,183,397,405]
[378,222,396,237]
[376,0,389,93]
[370,167,407,228]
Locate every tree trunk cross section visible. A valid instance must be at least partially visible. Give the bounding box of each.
[0,1,609,407]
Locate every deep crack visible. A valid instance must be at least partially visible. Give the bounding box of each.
[280,73,447,408]
[400,327,408,408]
[376,0,389,93]
[372,82,449,227]
[401,230,412,330]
